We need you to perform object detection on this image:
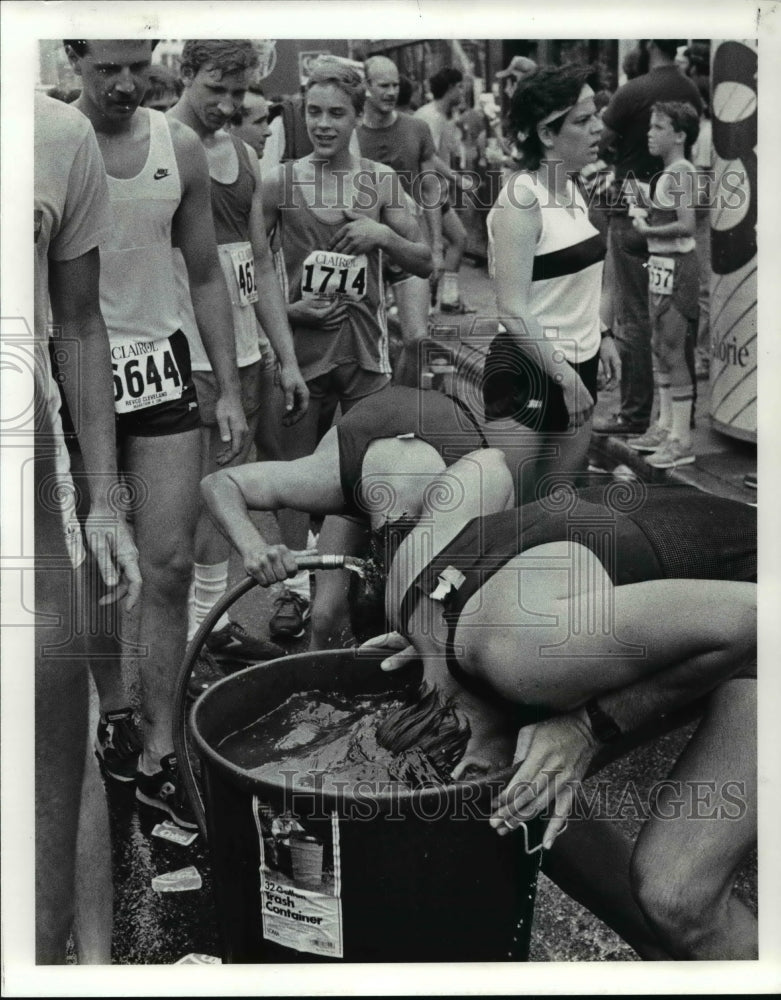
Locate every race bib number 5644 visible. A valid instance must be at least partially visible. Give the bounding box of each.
[112,337,184,414]
[301,250,368,301]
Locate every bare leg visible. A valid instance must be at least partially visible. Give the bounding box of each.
[124,429,201,770]
[275,396,323,553]
[543,817,671,960]
[310,515,370,650]
[35,635,88,963]
[480,418,550,506]
[194,410,261,566]
[533,418,594,497]
[73,738,112,963]
[253,359,288,463]
[630,678,757,959]
[393,276,431,388]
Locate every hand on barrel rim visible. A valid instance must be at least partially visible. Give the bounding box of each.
[359,631,419,672]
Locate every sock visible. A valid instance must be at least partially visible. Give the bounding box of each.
[671,390,694,446]
[191,561,231,639]
[657,382,672,430]
[439,271,460,305]
[187,577,197,642]
[285,569,311,602]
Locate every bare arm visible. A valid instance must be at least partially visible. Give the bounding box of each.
[201,432,344,585]
[633,168,697,239]
[487,576,756,839]
[170,120,245,462]
[491,179,593,427]
[246,149,308,424]
[48,249,141,608]
[329,167,432,278]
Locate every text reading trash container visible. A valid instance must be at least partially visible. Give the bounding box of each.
[190,648,543,964]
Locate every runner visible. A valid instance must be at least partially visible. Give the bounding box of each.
[201,384,485,653]
[481,63,621,503]
[259,56,432,643]
[169,39,308,671]
[626,101,700,469]
[66,38,247,828]
[370,452,756,961]
[230,84,319,638]
[357,55,445,386]
[34,92,140,962]
[414,67,473,313]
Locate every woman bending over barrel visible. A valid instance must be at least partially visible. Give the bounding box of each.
[367,447,756,961]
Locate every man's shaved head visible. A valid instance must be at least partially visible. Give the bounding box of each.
[364,55,398,83]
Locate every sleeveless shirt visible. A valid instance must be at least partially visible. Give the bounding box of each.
[487,173,605,364]
[100,108,182,346]
[279,159,390,382]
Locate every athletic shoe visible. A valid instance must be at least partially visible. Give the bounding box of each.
[94,709,142,783]
[269,589,311,639]
[187,648,227,701]
[644,438,696,469]
[593,413,647,435]
[204,621,284,663]
[626,423,670,453]
[135,753,197,829]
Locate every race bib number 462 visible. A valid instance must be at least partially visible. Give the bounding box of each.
[647,254,675,296]
[230,244,259,306]
[300,250,368,301]
[112,337,184,414]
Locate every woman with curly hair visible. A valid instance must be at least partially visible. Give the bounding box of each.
[481,64,621,503]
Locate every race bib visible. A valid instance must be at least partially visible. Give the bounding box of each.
[230,244,259,306]
[648,254,675,296]
[112,336,184,414]
[300,250,368,301]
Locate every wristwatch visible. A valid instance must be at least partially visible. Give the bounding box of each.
[584,698,622,743]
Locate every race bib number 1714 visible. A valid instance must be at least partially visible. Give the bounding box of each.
[300,251,368,301]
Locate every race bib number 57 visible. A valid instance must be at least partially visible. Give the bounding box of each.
[112,337,184,414]
[301,250,368,301]
[647,254,675,296]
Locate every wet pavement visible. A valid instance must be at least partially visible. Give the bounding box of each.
[93,259,756,966]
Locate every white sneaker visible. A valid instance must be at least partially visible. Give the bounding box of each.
[627,423,669,453]
[645,438,695,469]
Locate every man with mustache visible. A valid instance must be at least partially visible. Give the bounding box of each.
[66,38,246,827]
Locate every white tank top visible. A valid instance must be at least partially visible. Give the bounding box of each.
[100,109,182,347]
[488,173,605,364]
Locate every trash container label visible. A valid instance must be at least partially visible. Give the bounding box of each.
[253,796,343,958]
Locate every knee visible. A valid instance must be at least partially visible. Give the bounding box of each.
[310,592,351,648]
[140,545,193,601]
[630,843,721,959]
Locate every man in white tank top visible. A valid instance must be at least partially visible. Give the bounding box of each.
[67,38,247,828]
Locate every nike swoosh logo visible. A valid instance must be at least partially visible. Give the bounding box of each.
[153,168,170,180]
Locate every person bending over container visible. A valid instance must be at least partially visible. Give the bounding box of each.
[366,448,756,961]
[201,384,487,657]
[625,101,700,469]
[481,63,621,505]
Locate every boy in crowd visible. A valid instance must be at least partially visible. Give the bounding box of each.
[627,101,700,468]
